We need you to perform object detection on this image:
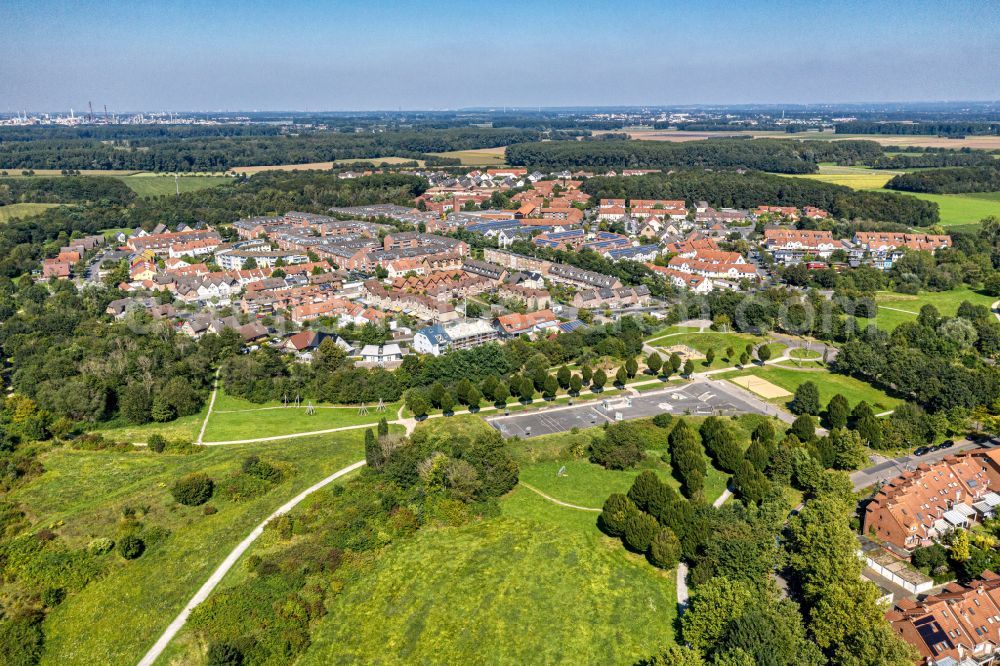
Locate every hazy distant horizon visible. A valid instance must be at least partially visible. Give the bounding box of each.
[3,0,998,111]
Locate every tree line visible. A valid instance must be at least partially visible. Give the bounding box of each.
[0,127,546,171]
[506,138,885,174]
[886,164,1000,194]
[0,175,136,206]
[836,121,1000,136]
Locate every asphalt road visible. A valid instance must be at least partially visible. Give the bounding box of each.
[487,379,767,438]
[849,437,995,491]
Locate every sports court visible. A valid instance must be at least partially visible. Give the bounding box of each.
[728,374,792,398]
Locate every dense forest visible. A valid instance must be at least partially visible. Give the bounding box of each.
[0,176,136,206]
[0,127,545,171]
[885,165,1000,194]
[505,138,885,173]
[868,151,997,169]
[581,170,940,226]
[836,121,1000,136]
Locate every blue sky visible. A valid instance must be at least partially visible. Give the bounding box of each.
[2,0,998,111]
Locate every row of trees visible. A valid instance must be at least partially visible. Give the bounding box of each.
[0,127,546,171]
[506,138,885,174]
[886,164,1000,194]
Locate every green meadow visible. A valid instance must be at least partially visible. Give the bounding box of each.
[10,432,367,665]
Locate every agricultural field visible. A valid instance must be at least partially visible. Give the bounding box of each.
[116,174,231,197]
[718,365,901,413]
[858,288,995,331]
[0,202,62,222]
[9,431,368,665]
[620,128,1000,150]
[784,165,1000,228]
[230,158,422,174]
[789,164,900,190]
[429,147,507,165]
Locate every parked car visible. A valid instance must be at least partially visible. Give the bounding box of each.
[940,439,955,449]
[914,447,930,456]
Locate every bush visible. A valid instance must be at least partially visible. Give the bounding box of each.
[652,413,674,429]
[648,527,682,569]
[590,421,646,470]
[203,505,218,516]
[87,537,115,555]
[148,433,167,453]
[207,640,245,666]
[117,534,145,560]
[170,473,214,506]
[41,586,66,607]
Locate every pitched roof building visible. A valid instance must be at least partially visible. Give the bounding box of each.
[864,449,1000,551]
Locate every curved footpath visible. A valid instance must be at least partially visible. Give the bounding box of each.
[136,460,367,666]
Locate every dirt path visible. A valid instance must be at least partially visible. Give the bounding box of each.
[195,368,220,445]
[136,459,367,666]
[519,482,601,512]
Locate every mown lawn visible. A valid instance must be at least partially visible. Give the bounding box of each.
[298,512,677,665]
[719,365,901,413]
[202,402,397,441]
[902,191,1000,228]
[12,432,368,666]
[857,288,995,331]
[646,331,768,370]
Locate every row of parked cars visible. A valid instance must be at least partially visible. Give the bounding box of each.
[913,440,956,457]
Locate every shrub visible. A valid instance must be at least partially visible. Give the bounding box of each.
[117,534,145,560]
[203,505,218,516]
[652,413,674,429]
[207,640,245,666]
[242,455,283,483]
[148,433,167,453]
[648,527,682,569]
[171,473,214,506]
[623,510,659,553]
[41,586,66,607]
[590,421,646,470]
[87,537,115,555]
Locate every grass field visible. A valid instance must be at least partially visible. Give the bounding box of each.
[858,288,995,330]
[783,165,1000,228]
[646,331,768,370]
[901,191,1000,227]
[202,399,401,442]
[0,202,62,222]
[719,365,901,413]
[11,431,368,665]
[299,509,676,665]
[430,147,507,165]
[89,410,206,443]
[117,174,231,197]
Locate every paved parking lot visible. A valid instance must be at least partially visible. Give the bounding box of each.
[487,379,766,439]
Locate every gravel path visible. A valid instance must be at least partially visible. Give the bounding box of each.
[136,459,367,666]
